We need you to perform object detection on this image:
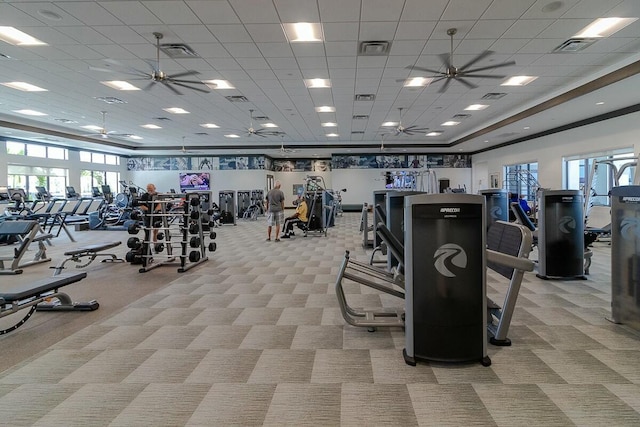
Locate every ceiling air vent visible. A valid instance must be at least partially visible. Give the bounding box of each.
[358,41,391,56]
[153,117,172,121]
[452,114,471,120]
[481,93,507,100]
[352,115,369,120]
[553,38,597,53]
[355,94,375,101]
[351,131,365,134]
[160,43,199,58]
[253,116,269,121]
[194,132,209,136]
[94,96,127,104]
[55,118,78,124]
[225,95,249,102]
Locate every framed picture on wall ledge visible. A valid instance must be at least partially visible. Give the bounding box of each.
[490,173,499,189]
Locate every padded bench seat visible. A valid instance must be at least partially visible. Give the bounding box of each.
[63,241,121,256]
[0,272,87,302]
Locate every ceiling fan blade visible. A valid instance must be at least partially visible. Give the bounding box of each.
[458,50,494,71]
[404,126,430,133]
[438,77,453,93]
[461,73,505,79]
[89,66,149,78]
[438,52,451,69]
[457,77,478,90]
[169,70,201,79]
[142,81,156,91]
[465,60,516,74]
[405,65,443,75]
[161,81,183,95]
[172,82,210,93]
[170,78,208,85]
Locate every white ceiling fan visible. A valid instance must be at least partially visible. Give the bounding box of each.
[237,109,284,138]
[84,111,132,139]
[406,28,516,93]
[90,32,209,95]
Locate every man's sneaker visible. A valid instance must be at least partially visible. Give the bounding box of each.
[281,234,290,239]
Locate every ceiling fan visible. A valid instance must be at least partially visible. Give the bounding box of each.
[406,28,516,93]
[90,32,209,95]
[239,109,283,138]
[388,108,429,136]
[84,111,132,139]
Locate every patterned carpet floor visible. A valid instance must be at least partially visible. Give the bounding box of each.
[0,212,639,426]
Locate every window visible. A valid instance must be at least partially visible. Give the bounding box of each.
[7,165,68,199]
[504,162,539,202]
[105,155,118,165]
[6,141,25,155]
[26,144,46,158]
[80,169,120,197]
[47,146,67,160]
[79,151,91,162]
[79,150,119,165]
[5,141,67,159]
[564,149,635,207]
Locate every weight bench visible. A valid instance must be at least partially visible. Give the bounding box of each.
[52,241,124,275]
[0,220,53,275]
[0,272,98,335]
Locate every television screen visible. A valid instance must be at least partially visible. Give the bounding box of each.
[179,172,210,191]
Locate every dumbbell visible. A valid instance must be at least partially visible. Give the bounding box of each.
[190,197,200,206]
[128,222,140,235]
[188,223,199,234]
[155,243,165,253]
[189,236,201,248]
[209,231,216,240]
[127,237,141,250]
[189,251,201,262]
[208,242,217,252]
[190,210,200,220]
[157,232,164,241]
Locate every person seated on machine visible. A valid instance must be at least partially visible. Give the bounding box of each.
[136,183,161,243]
[281,196,308,239]
[519,194,532,215]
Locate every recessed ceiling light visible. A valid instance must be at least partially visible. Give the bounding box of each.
[141,124,162,129]
[464,104,489,111]
[0,27,47,46]
[426,131,443,136]
[501,76,538,86]
[574,17,638,38]
[596,101,605,105]
[82,125,102,131]
[523,126,530,130]
[1,81,47,91]
[441,121,460,126]
[403,77,433,87]
[14,109,47,116]
[381,121,398,127]
[163,107,189,114]
[224,134,240,138]
[101,80,140,91]
[128,135,143,140]
[200,123,220,128]
[305,78,330,88]
[262,123,278,128]
[321,122,337,127]
[203,79,235,89]
[282,22,324,42]
[315,106,335,113]
[326,133,339,137]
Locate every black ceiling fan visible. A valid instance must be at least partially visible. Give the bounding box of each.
[84,111,132,139]
[406,28,516,93]
[240,109,283,138]
[388,108,429,136]
[90,32,209,95]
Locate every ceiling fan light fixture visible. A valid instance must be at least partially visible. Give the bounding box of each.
[501,75,538,86]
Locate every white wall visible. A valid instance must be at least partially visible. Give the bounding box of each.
[129,169,268,196]
[273,171,332,207]
[472,112,640,190]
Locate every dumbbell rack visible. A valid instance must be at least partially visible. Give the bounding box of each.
[138,194,177,273]
[178,193,212,273]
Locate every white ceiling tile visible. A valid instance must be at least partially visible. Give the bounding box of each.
[142,1,201,24]
[291,43,327,57]
[55,26,115,45]
[356,56,388,68]
[228,0,280,24]
[258,43,294,58]
[56,1,122,26]
[94,26,149,44]
[318,0,361,22]
[323,23,360,42]
[361,0,404,22]
[521,0,581,19]
[273,68,303,79]
[274,0,321,22]
[236,57,271,69]
[189,43,231,58]
[225,43,263,58]
[389,40,427,56]
[400,0,449,21]
[481,0,536,19]
[518,38,566,54]
[501,19,554,38]
[442,0,494,21]
[99,1,163,25]
[541,18,593,39]
[468,20,515,39]
[297,56,329,70]
[0,3,50,26]
[55,44,105,60]
[206,24,253,43]
[167,25,219,43]
[267,58,299,70]
[488,38,531,54]
[245,24,288,43]
[395,21,437,41]
[328,56,357,68]
[325,41,357,57]
[330,68,357,78]
[359,22,398,40]
[185,0,241,24]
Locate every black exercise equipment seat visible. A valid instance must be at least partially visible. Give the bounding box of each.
[375,221,404,274]
[369,204,389,264]
[53,241,124,275]
[0,220,52,274]
[0,272,97,335]
[510,202,536,233]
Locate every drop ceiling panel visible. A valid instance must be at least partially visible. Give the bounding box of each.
[94,26,150,44]
[359,22,398,40]
[400,0,449,21]
[481,0,536,19]
[228,0,280,24]
[184,0,241,24]
[56,2,122,26]
[323,23,360,42]
[244,24,288,43]
[274,0,321,22]
[206,24,253,43]
[142,1,202,24]
[99,1,163,25]
[318,0,361,22]
[441,0,493,21]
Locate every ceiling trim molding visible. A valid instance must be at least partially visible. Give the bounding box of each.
[453,58,640,149]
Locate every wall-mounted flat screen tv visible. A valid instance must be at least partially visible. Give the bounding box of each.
[179,172,210,192]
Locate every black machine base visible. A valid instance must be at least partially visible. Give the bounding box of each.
[403,348,491,367]
[536,274,587,281]
[37,299,99,311]
[489,336,511,346]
